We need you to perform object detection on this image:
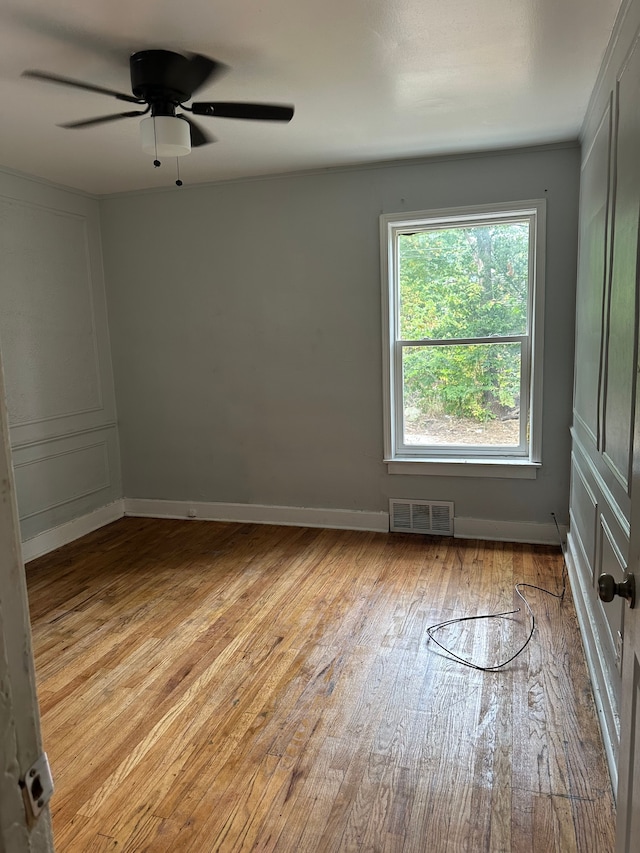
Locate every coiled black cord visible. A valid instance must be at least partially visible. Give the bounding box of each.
[426,512,568,671]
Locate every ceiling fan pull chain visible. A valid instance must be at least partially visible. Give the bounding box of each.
[176,158,183,187]
[152,116,161,168]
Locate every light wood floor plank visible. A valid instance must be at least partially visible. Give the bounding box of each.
[26,519,615,852]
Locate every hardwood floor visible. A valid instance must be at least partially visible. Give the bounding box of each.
[26,518,615,852]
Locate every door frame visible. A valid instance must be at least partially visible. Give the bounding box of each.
[0,355,54,852]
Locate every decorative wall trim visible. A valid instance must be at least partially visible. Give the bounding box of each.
[566,529,620,794]
[22,500,124,563]
[14,441,110,520]
[572,410,598,454]
[570,452,599,577]
[0,197,104,427]
[453,517,566,545]
[8,404,105,433]
[0,165,98,200]
[571,428,631,538]
[582,0,634,140]
[10,421,118,451]
[0,191,88,220]
[569,508,592,579]
[602,450,630,495]
[123,499,390,533]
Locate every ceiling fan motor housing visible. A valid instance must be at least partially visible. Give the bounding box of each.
[129,50,193,104]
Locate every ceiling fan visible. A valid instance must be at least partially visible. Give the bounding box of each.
[23,49,294,167]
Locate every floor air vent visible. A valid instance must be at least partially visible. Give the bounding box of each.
[389,499,454,535]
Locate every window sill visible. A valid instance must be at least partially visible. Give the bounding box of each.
[385,458,540,479]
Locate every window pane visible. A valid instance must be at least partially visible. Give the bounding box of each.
[398,221,530,341]
[402,343,523,447]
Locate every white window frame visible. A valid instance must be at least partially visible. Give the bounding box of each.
[380,199,546,477]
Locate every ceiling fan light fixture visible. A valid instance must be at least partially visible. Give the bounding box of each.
[140,116,191,157]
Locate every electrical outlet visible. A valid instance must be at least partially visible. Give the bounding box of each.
[615,631,623,674]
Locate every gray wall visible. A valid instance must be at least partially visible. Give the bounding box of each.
[101,145,579,524]
[0,169,121,542]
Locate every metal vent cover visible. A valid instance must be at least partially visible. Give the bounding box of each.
[389,499,454,535]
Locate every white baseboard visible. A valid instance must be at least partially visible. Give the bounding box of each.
[21,498,568,562]
[565,530,619,795]
[454,517,567,545]
[123,498,390,533]
[124,501,565,544]
[22,500,125,563]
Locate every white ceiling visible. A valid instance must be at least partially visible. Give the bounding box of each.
[0,0,622,196]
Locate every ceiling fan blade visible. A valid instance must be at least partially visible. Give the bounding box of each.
[191,102,294,122]
[59,110,148,129]
[22,70,142,104]
[179,115,215,147]
[185,54,227,96]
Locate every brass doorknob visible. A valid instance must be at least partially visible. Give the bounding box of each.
[598,573,636,608]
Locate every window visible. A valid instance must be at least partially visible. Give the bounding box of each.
[381,200,545,472]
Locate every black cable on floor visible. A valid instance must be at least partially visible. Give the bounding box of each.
[426,512,567,671]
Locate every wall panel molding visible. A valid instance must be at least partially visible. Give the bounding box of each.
[565,531,620,792]
[574,97,612,447]
[0,196,104,428]
[10,421,121,544]
[0,173,122,543]
[10,421,118,452]
[600,35,640,494]
[13,441,110,520]
[569,452,599,577]
[571,429,630,538]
